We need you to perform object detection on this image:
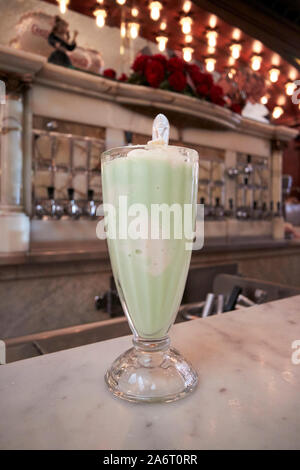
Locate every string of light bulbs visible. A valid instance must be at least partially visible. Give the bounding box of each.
[54,0,298,119]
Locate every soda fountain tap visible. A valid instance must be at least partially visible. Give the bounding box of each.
[244,155,253,175]
[251,200,261,220]
[265,200,274,221]
[261,202,268,220]
[227,167,239,178]
[34,201,45,219]
[236,177,250,220]
[67,187,81,220]
[213,197,224,220]
[200,197,212,219]
[47,186,63,219]
[225,198,235,218]
[85,189,97,219]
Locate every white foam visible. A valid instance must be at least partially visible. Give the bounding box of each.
[126,141,197,166]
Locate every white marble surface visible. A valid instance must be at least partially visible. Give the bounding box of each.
[0,295,300,450]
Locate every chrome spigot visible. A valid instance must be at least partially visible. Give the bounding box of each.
[225,198,235,218]
[236,207,248,219]
[200,197,212,219]
[67,187,81,220]
[47,186,63,219]
[85,189,97,219]
[213,197,224,220]
[251,201,261,220]
[34,201,45,219]
[243,154,253,175]
[236,176,250,220]
[227,167,239,178]
[261,202,268,220]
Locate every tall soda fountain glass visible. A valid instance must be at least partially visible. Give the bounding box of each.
[101,114,199,403]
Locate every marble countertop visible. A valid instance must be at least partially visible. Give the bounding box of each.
[0,295,300,450]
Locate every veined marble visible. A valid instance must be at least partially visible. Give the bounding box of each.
[0,96,30,253]
[0,295,300,450]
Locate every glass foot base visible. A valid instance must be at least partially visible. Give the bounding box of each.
[105,338,198,403]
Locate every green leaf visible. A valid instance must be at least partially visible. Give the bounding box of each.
[159,80,170,90]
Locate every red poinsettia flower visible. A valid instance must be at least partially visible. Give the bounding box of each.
[188,67,214,90]
[214,96,226,107]
[187,64,201,83]
[210,84,224,104]
[167,56,185,73]
[152,54,167,67]
[103,68,116,79]
[230,103,242,114]
[196,83,210,97]
[132,54,149,73]
[145,58,165,88]
[118,73,128,82]
[199,72,213,87]
[201,72,214,87]
[168,71,187,92]
[187,64,199,76]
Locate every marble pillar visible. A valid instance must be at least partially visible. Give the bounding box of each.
[271,140,284,239]
[0,95,30,253]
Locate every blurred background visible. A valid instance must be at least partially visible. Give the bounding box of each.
[0,0,300,364]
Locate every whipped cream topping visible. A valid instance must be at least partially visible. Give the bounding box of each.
[126,141,198,165]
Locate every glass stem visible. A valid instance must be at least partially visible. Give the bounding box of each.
[132,336,170,368]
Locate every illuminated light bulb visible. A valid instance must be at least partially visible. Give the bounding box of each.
[120,44,125,55]
[289,68,297,81]
[272,106,283,119]
[94,9,107,28]
[131,7,139,17]
[160,21,167,31]
[149,1,162,21]
[251,55,262,71]
[232,28,241,41]
[272,54,280,67]
[209,15,217,29]
[180,16,193,34]
[183,1,192,13]
[156,35,168,52]
[116,0,126,5]
[128,22,140,39]
[277,95,286,106]
[205,57,216,72]
[183,46,194,62]
[206,30,218,48]
[253,40,262,54]
[228,56,235,66]
[185,34,193,44]
[230,43,241,60]
[120,22,126,38]
[57,0,69,14]
[207,46,215,54]
[97,0,104,3]
[261,95,268,105]
[285,81,296,96]
[269,67,280,83]
[228,68,236,79]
